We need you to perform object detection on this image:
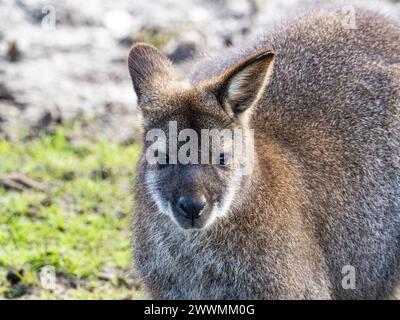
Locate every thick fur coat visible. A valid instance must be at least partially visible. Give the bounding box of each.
[131,8,400,299]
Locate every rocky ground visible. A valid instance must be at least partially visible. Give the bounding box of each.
[0,0,399,143]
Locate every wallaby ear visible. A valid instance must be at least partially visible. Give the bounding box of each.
[215,49,275,116]
[128,43,174,104]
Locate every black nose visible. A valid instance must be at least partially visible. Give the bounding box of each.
[178,195,206,219]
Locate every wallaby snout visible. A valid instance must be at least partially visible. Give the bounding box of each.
[176,194,206,227]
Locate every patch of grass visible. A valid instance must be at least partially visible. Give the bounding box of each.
[134,27,177,48]
[0,127,142,299]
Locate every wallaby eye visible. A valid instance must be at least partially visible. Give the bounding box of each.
[219,153,229,166]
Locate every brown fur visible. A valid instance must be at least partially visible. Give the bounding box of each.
[129,7,400,299]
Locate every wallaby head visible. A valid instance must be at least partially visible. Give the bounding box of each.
[128,43,275,230]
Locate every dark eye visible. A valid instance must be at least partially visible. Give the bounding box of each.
[219,153,229,166]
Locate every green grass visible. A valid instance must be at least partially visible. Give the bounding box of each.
[0,126,142,299]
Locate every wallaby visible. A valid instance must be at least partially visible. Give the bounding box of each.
[128,7,400,299]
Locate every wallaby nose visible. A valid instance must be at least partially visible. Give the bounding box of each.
[178,195,206,220]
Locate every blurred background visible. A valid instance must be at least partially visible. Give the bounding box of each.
[0,0,399,299]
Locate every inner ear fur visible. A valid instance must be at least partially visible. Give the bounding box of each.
[215,49,275,117]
